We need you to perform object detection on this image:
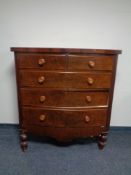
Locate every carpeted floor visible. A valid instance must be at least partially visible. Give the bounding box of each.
[0,125,131,175]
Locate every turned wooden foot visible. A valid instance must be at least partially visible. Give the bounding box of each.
[98,132,108,150]
[20,130,28,152]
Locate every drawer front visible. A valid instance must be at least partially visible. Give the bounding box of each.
[17,53,66,70]
[22,108,108,128]
[20,89,109,107]
[19,71,112,89]
[68,55,114,71]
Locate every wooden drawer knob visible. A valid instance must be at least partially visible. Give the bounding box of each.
[85,115,90,123]
[88,60,95,68]
[39,114,46,122]
[87,77,94,85]
[40,96,46,103]
[38,76,45,84]
[86,96,92,103]
[38,58,45,66]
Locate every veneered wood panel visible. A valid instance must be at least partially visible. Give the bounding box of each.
[68,55,114,71]
[19,71,112,89]
[11,47,121,151]
[20,89,109,108]
[26,125,105,142]
[11,47,122,55]
[22,107,108,127]
[17,53,66,70]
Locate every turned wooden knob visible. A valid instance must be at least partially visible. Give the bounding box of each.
[87,77,94,85]
[39,114,46,121]
[38,76,45,84]
[85,115,90,123]
[40,96,46,103]
[86,96,92,103]
[38,58,46,66]
[88,60,95,68]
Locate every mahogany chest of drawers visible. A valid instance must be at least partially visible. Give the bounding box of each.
[11,47,121,151]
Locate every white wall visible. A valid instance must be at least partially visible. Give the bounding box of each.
[0,0,131,125]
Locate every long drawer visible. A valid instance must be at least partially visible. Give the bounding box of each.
[20,89,109,108]
[19,71,112,89]
[22,107,108,128]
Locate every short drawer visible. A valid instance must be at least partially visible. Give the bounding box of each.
[22,108,108,128]
[68,55,114,71]
[20,89,109,108]
[16,53,66,70]
[19,71,112,89]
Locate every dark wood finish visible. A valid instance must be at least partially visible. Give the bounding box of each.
[98,132,108,149]
[17,53,66,70]
[11,47,121,151]
[20,89,109,108]
[106,56,118,130]
[25,126,105,142]
[20,129,28,151]
[22,107,108,127]
[11,47,121,54]
[19,71,112,89]
[68,55,114,71]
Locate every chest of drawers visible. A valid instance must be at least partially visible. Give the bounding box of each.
[11,47,121,151]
